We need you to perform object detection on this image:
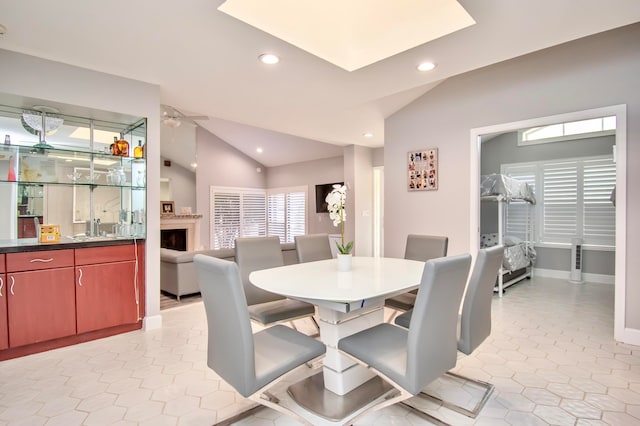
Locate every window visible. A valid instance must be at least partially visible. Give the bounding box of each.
[502,155,615,247]
[267,186,307,243]
[210,186,307,249]
[210,187,266,249]
[518,116,616,146]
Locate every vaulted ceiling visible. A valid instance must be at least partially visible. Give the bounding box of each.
[1,0,639,167]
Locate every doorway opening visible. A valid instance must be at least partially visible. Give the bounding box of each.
[469,105,629,344]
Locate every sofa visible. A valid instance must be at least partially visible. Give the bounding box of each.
[160,242,298,300]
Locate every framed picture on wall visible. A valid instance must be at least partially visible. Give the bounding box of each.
[407,148,438,191]
[161,201,175,215]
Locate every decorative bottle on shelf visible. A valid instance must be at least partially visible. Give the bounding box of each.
[115,137,129,157]
[133,140,144,159]
[4,134,10,145]
[110,136,118,155]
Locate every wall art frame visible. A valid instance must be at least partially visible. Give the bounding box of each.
[407,148,438,191]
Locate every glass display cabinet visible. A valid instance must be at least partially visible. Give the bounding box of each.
[0,101,146,243]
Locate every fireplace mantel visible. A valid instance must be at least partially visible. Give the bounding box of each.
[160,214,202,251]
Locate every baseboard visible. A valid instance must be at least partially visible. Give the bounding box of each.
[143,314,163,330]
[533,268,614,285]
[616,327,640,346]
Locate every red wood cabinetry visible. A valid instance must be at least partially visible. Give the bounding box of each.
[0,254,7,350]
[75,245,140,334]
[6,250,76,348]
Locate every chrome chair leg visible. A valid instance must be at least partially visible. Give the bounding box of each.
[213,404,263,426]
[418,371,494,418]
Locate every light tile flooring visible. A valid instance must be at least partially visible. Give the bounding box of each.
[1,276,639,425]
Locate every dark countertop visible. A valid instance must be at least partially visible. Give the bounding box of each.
[0,237,146,253]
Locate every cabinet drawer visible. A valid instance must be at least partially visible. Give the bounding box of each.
[7,250,74,272]
[0,254,5,273]
[75,244,136,266]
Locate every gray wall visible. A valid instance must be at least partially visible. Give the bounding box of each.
[195,127,267,249]
[385,24,640,329]
[160,157,196,214]
[267,156,344,235]
[480,132,615,275]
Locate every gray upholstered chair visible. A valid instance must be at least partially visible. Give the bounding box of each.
[385,234,448,319]
[295,233,333,263]
[235,236,319,333]
[194,254,325,425]
[337,254,471,423]
[395,245,504,419]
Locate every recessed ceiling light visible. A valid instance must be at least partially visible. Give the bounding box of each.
[417,61,436,72]
[190,162,198,169]
[258,53,279,65]
[363,132,373,138]
[256,147,263,153]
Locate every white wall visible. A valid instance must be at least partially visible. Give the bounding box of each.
[0,49,162,329]
[385,24,640,330]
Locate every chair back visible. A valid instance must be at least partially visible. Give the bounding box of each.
[406,253,471,394]
[404,234,448,261]
[235,236,285,305]
[295,234,333,263]
[194,254,257,397]
[458,245,504,355]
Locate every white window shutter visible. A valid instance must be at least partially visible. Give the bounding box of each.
[242,191,267,237]
[583,158,616,245]
[268,193,286,243]
[211,191,241,249]
[502,164,537,241]
[542,161,578,244]
[287,191,306,243]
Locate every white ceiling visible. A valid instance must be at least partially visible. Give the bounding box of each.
[1,0,639,167]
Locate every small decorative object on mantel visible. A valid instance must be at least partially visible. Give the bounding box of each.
[161,201,175,216]
[326,183,353,271]
[408,148,438,191]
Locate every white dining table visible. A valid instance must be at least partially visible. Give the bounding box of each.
[250,256,425,422]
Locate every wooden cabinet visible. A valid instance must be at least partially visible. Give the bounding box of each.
[75,245,140,334]
[6,250,76,348]
[0,254,7,350]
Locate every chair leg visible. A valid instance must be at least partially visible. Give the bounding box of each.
[399,401,451,426]
[310,316,320,335]
[418,371,494,418]
[213,404,264,426]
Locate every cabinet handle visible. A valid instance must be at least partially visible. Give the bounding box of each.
[30,258,54,263]
[78,268,83,287]
[9,276,15,296]
[0,276,3,297]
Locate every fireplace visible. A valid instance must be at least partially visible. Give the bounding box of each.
[161,229,187,251]
[160,214,202,251]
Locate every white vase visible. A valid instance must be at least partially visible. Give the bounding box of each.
[337,253,352,272]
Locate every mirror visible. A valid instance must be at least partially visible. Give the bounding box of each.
[0,94,147,243]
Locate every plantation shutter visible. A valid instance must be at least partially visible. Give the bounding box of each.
[287,191,306,243]
[267,187,306,243]
[583,158,616,245]
[242,191,267,237]
[267,193,286,242]
[542,161,578,244]
[210,187,266,249]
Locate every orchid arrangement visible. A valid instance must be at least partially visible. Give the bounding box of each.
[326,184,353,255]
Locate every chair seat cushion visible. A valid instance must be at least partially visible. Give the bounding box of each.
[385,292,416,312]
[338,323,414,393]
[252,325,326,394]
[394,310,412,328]
[249,298,315,325]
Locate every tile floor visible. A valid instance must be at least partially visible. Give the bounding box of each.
[1,276,639,425]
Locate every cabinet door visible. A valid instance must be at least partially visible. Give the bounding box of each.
[76,261,138,334]
[0,274,7,350]
[7,268,76,348]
